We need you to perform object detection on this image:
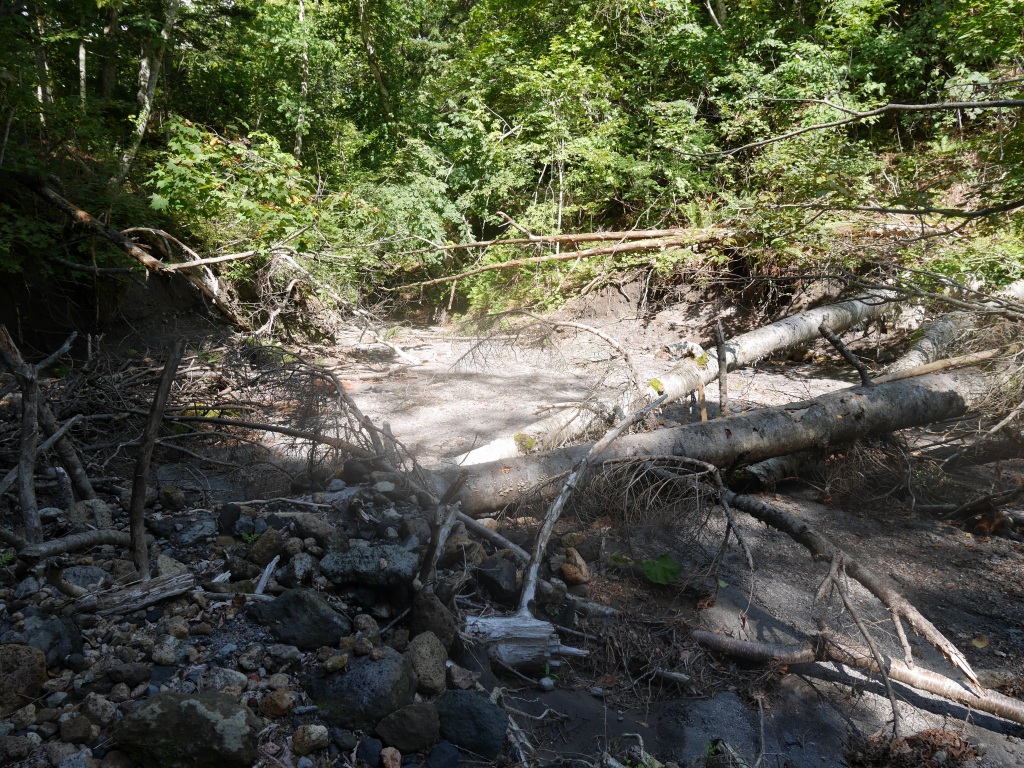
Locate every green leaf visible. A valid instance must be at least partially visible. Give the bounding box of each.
[150,193,170,211]
[642,554,683,585]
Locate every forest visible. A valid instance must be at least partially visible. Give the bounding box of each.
[0,0,1022,320]
[2,2,1024,768]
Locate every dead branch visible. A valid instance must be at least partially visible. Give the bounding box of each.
[692,629,1024,725]
[696,99,1024,159]
[15,174,243,326]
[715,321,729,416]
[518,395,667,617]
[129,340,184,580]
[819,323,872,386]
[19,529,134,560]
[404,231,725,289]
[397,227,702,257]
[75,570,196,616]
[721,489,981,689]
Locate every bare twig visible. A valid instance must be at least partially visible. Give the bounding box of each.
[129,340,184,580]
[819,323,872,386]
[517,395,666,616]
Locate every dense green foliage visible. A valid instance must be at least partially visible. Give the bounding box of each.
[1,0,1022,320]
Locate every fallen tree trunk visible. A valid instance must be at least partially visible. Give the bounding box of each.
[885,280,1024,375]
[443,367,991,515]
[457,291,896,465]
[693,630,1024,726]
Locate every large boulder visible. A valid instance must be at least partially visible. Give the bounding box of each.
[308,647,416,730]
[0,644,46,716]
[246,588,352,650]
[320,543,418,587]
[114,692,259,768]
[435,691,508,759]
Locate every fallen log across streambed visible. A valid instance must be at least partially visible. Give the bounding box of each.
[440,367,993,516]
[457,291,896,465]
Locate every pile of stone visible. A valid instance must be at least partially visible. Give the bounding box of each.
[0,477,604,768]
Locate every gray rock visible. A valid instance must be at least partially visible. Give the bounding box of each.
[308,647,416,730]
[63,566,108,590]
[278,552,318,588]
[407,632,447,696]
[247,589,351,651]
[410,591,457,649]
[114,692,259,768]
[435,691,507,759]
[57,748,94,768]
[292,513,337,546]
[476,556,518,605]
[375,702,440,752]
[14,576,42,599]
[248,528,286,566]
[107,662,152,687]
[159,485,186,512]
[23,613,83,668]
[175,519,216,547]
[292,723,329,756]
[81,692,118,726]
[320,544,418,587]
[67,499,113,529]
[205,666,249,692]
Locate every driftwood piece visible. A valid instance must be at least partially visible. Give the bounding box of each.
[463,615,588,670]
[129,340,184,581]
[76,570,196,616]
[19,529,135,560]
[715,320,729,416]
[692,630,1024,726]
[721,490,981,689]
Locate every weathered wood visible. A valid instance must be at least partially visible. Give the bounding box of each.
[693,630,1024,726]
[76,570,196,616]
[458,292,895,465]
[445,368,990,516]
[129,340,184,581]
[721,490,980,689]
[464,615,588,670]
[19,529,134,560]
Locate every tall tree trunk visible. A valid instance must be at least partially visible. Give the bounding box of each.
[115,0,181,186]
[32,3,53,128]
[293,0,310,159]
[357,0,393,120]
[100,5,120,99]
[442,368,992,516]
[78,20,87,113]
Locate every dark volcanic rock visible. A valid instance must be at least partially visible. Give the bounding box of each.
[375,702,440,752]
[0,644,46,716]
[308,646,416,730]
[22,612,83,668]
[410,590,457,649]
[435,691,508,759]
[320,543,418,587]
[114,692,259,768]
[356,736,383,767]
[247,588,352,650]
[476,556,518,605]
